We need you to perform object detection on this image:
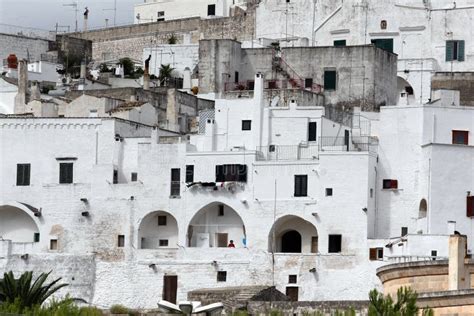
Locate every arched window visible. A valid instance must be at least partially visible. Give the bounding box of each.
[419,199,428,219]
[138,211,179,249]
[0,204,40,242]
[269,215,318,254]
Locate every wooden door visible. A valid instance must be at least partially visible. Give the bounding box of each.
[311,236,318,253]
[286,287,298,301]
[163,275,178,303]
[216,233,228,247]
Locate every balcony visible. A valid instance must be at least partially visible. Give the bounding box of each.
[224,79,322,93]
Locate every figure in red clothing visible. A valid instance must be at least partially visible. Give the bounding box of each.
[228,240,235,248]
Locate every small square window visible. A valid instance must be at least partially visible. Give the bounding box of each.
[59,163,73,184]
[16,163,31,186]
[288,275,297,284]
[377,248,384,259]
[186,165,194,183]
[159,239,169,247]
[131,172,138,182]
[401,227,408,236]
[334,40,346,47]
[325,188,333,196]
[158,215,167,226]
[431,250,437,260]
[328,234,341,253]
[324,70,336,91]
[34,233,40,243]
[369,247,384,260]
[294,175,308,197]
[383,179,398,189]
[242,120,252,131]
[207,4,216,16]
[118,235,125,247]
[305,78,313,88]
[218,205,224,216]
[452,130,468,145]
[217,271,227,282]
[50,239,58,250]
[157,11,165,21]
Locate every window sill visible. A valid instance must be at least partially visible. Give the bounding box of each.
[169,195,181,199]
[381,188,402,191]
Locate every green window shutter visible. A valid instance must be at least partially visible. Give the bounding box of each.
[324,71,336,90]
[446,41,454,61]
[385,39,394,53]
[371,39,393,53]
[458,40,465,61]
[334,40,346,47]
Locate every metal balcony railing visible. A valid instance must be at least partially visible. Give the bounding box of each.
[224,79,322,93]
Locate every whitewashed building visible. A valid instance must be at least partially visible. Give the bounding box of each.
[0,73,473,308]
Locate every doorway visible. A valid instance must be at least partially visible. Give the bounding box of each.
[286,286,298,301]
[216,233,228,247]
[281,230,301,253]
[163,275,177,303]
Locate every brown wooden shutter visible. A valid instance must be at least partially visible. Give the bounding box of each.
[369,248,377,260]
[391,180,398,189]
[467,196,474,217]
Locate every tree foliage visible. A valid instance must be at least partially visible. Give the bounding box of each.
[119,57,135,77]
[0,296,102,315]
[0,271,68,310]
[368,287,433,316]
[159,64,175,85]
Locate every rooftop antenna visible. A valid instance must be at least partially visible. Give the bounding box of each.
[63,0,79,32]
[103,0,117,26]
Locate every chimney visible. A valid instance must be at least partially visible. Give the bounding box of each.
[166,89,178,131]
[78,60,86,91]
[80,61,87,79]
[83,7,89,32]
[252,72,265,148]
[30,82,41,101]
[144,54,151,91]
[14,59,28,114]
[448,234,470,290]
[183,67,191,90]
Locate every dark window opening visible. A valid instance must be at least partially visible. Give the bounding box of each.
[59,163,73,184]
[324,70,336,90]
[16,163,31,186]
[269,144,276,152]
[383,179,398,189]
[34,233,40,242]
[325,188,333,196]
[294,175,308,197]
[405,86,414,95]
[158,215,167,226]
[157,11,165,21]
[452,130,469,145]
[242,120,251,131]
[431,250,437,260]
[370,247,384,260]
[401,227,408,236]
[113,169,118,184]
[446,40,465,61]
[289,275,297,284]
[305,78,313,88]
[159,239,169,247]
[371,38,394,53]
[131,172,138,182]
[170,168,180,196]
[217,271,227,282]
[234,71,239,83]
[207,4,216,16]
[333,40,346,47]
[118,235,125,247]
[186,165,194,183]
[218,204,224,216]
[467,196,474,217]
[215,164,247,182]
[50,239,58,250]
[328,234,342,253]
[281,230,302,253]
[286,287,298,301]
[308,122,317,141]
[268,80,277,89]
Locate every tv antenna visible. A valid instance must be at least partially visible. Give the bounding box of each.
[103,0,117,26]
[63,0,79,32]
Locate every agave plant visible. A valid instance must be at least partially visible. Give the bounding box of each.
[0,271,68,309]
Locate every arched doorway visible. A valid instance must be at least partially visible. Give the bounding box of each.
[187,202,246,248]
[419,199,427,219]
[281,230,302,253]
[397,76,416,105]
[269,215,318,253]
[138,211,178,249]
[0,204,40,242]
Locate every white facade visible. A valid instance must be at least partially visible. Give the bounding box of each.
[143,44,199,77]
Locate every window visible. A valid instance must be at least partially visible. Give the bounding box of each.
[446,40,465,62]
[242,120,252,131]
[308,122,317,141]
[217,271,227,282]
[467,196,474,217]
[59,163,73,184]
[452,130,468,145]
[401,227,408,236]
[369,247,384,260]
[50,239,58,250]
[207,4,216,16]
[131,172,138,182]
[328,235,342,253]
[269,145,276,152]
[289,275,297,284]
[34,233,40,242]
[157,11,165,21]
[170,168,180,196]
[333,40,346,47]
[215,164,247,182]
[383,179,398,189]
[431,250,437,260]
[325,188,333,196]
[113,169,118,184]
[268,81,277,89]
[16,163,30,186]
[324,70,336,90]
[118,235,125,247]
[371,38,393,53]
[234,71,239,83]
[89,109,98,117]
[294,175,308,197]
[158,215,167,226]
[370,188,373,198]
[405,86,414,95]
[305,78,313,88]
[218,204,224,216]
[186,165,194,183]
[159,239,169,247]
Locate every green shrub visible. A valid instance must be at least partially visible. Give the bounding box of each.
[110,304,129,314]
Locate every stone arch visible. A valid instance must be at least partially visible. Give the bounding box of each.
[138,211,179,249]
[187,202,246,248]
[419,198,428,219]
[0,203,40,242]
[268,215,318,253]
[397,76,416,105]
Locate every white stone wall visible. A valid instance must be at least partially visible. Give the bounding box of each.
[143,44,199,77]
